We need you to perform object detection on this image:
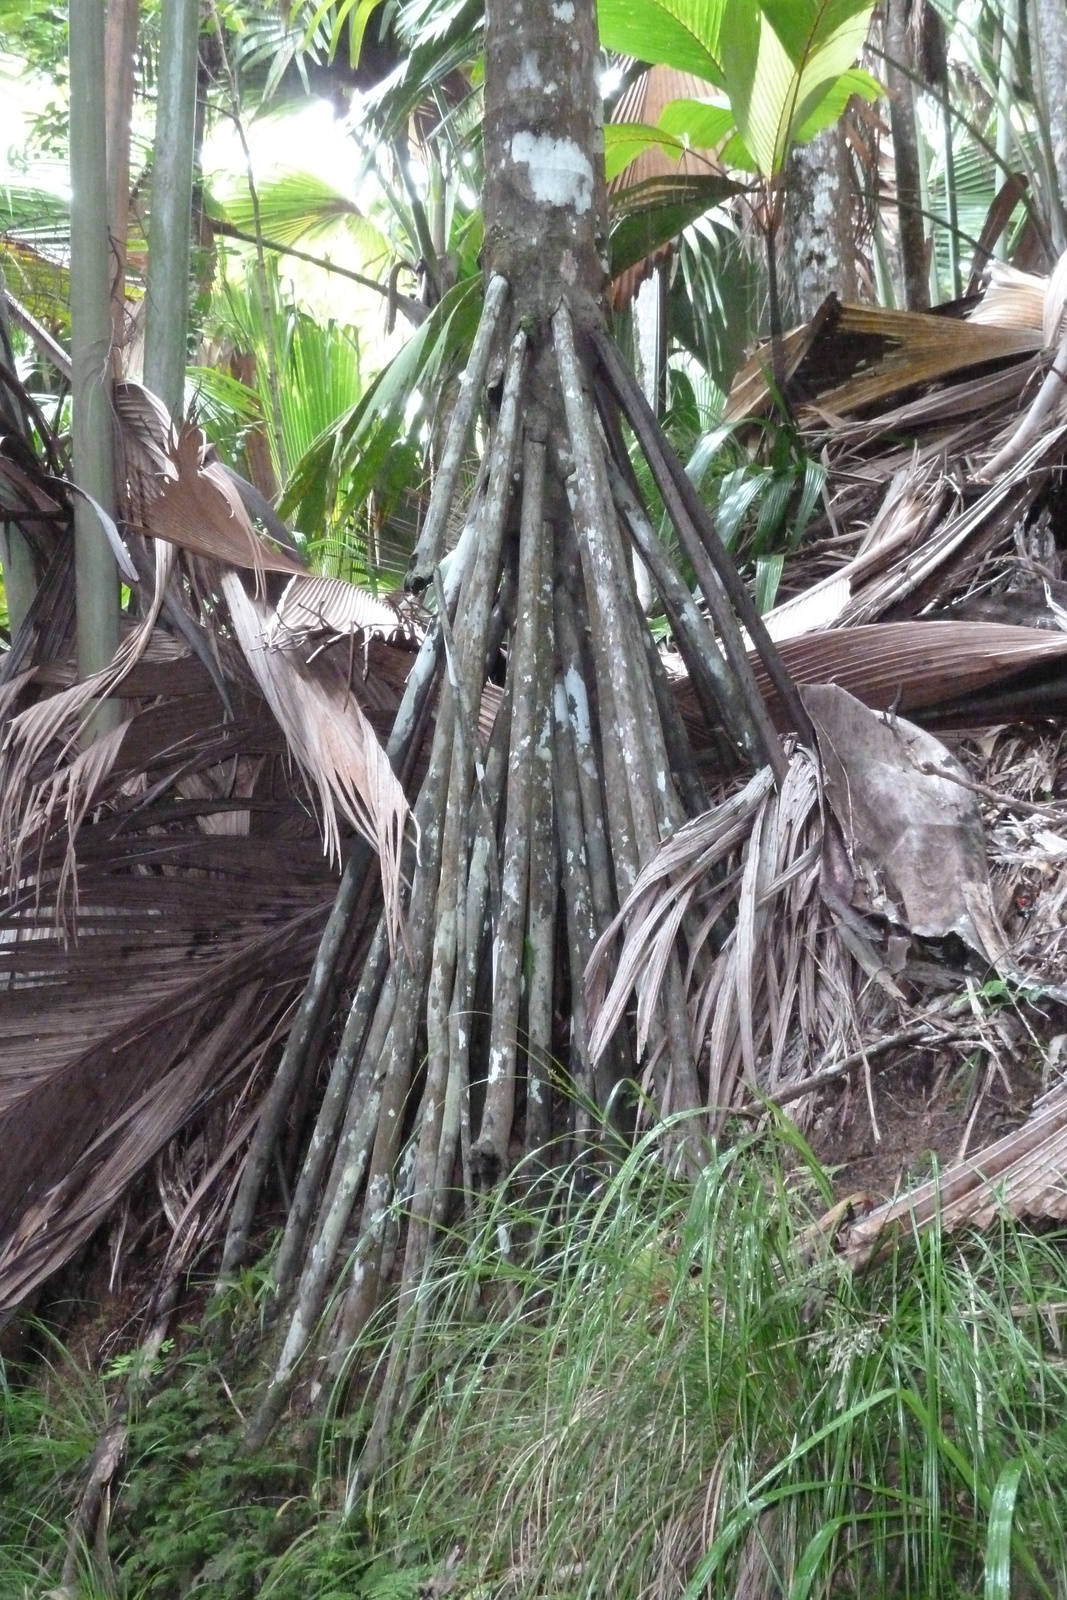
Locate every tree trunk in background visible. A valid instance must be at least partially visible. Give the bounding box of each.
[1032,0,1067,251]
[69,0,120,726]
[784,123,858,323]
[0,272,37,638]
[105,0,139,376]
[884,0,930,309]
[144,0,200,417]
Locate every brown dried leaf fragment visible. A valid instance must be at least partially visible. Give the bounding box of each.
[801,683,1008,963]
[143,422,305,580]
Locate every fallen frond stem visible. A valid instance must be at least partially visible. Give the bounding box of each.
[839,1076,1067,1270]
[980,323,1067,479]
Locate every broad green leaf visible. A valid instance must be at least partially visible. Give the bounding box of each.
[984,1458,1025,1600]
[605,123,686,182]
[657,98,737,150]
[758,0,873,67]
[598,0,727,87]
[787,11,876,141]
[609,173,742,279]
[793,65,881,142]
[720,0,791,178]
[280,275,481,534]
[721,0,873,176]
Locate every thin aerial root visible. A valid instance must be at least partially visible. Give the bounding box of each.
[592,327,803,772]
[270,914,390,1310]
[552,680,599,1129]
[406,272,509,589]
[526,528,557,1157]
[607,457,755,762]
[471,433,546,1183]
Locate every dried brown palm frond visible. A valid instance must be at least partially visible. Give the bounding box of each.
[587,748,869,1129]
[136,418,305,582]
[762,465,944,641]
[588,689,1015,1129]
[0,539,176,912]
[0,673,379,1312]
[967,249,1067,348]
[838,1076,1067,1271]
[749,619,1067,727]
[221,572,409,947]
[265,573,417,651]
[725,301,1043,427]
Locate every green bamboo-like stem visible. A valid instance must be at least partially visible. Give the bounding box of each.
[0,525,36,642]
[941,97,962,300]
[143,0,199,416]
[69,0,120,730]
[105,0,139,374]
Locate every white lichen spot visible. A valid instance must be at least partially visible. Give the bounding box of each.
[507,51,542,93]
[562,663,592,744]
[552,0,575,16]
[509,130,593,214]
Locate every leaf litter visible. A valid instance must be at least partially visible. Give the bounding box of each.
[6,251,1067,1328]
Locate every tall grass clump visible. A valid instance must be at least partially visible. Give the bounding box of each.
[355,1119,1067,1598]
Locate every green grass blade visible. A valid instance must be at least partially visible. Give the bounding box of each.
[984,1458,1025,1600]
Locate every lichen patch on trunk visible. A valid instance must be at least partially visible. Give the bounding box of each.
[509,132,594,214]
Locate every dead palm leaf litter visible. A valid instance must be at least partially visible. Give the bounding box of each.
[5,233,1067,1471]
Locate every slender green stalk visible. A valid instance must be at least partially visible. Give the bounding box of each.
[0,277,36,636]
[144,0,199,416]
[69,0,120,728]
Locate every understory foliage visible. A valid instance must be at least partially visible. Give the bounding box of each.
[6,1125,1067,1597]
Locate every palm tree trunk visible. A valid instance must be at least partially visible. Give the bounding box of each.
[1032,0,1067,251]
[884,0,930,310]
[144,0,200,416]
[70,0,120,723]
[242,0,805,1455]
[785,123,858,322]
[105,0,139,375]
